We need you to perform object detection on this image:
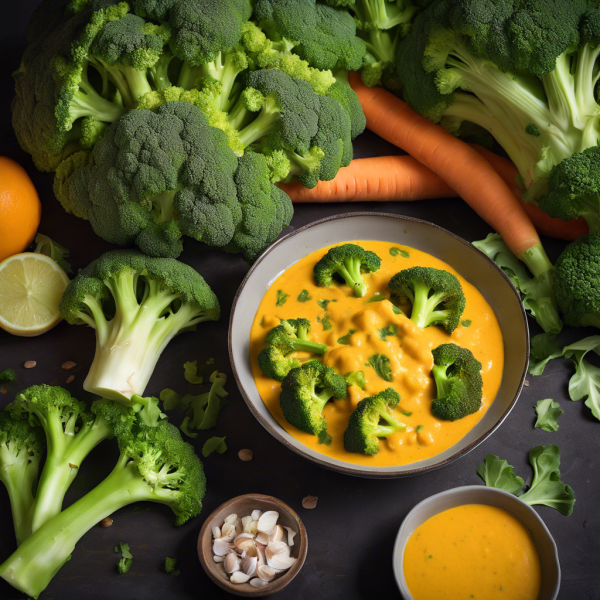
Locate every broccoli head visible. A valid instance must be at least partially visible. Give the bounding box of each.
[258,319,328,381]
[431,343,483,421]
[343,387,405,455]
[279,360,347,444]
[554,233,600,328]
[60,250,220,403]
[0,408,45,545]
[313,243,382,297]
[388,266,465,332]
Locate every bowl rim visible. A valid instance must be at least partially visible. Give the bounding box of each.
[197,493,308,597]
[392,485,561,600]
[228,211,530,478]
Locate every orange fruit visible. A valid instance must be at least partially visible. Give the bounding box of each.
[0,156,42,262]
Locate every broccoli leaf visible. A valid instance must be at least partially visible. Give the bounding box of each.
[0,368,16,383]
[276,290,289,306]
[534,399,563,432]
[344,370,366,389]
[197,372,229,430]
[529,333,564,375]
[337,329,356,345]
[461,320,472,327]
[202,436,227,457]
[183,360,204,384]
[518,446,576,516]
[390,247,409,258]
[115,542,133,574]
[367,354,392,382]
[164,556,180,576]
[378,324,398,341]
[317,299,335,310]
[567,350,600,421]
[297,290,312,302]
[477,454,526,495]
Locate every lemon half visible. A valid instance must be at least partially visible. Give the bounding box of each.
[0,252,70,336]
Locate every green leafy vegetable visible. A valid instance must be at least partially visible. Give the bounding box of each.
[478,446,575,515]
[378,324,398,341]
[344,371,366,389]
[318,315,332,331]
[317,299,336,310]
[392,305,404,315]
[400,410,412,417]
[534,399,563,432]
[183,360,204,385]
[276,290,289,306]
[34,233,72,274]
[0,368,16,383]
[365,293,387,303]
[115,542,132,574]
[202,436,227,457]
[337,329,356,345]
[164,556,180,576]
[415,425,424,433]
[297,290,312,302]
[461,320,472,328]
[367,354,393,382]
[390,247,409,258]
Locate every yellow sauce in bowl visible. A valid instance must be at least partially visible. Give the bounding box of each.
[249,241,504,467]
[403,504,542,600]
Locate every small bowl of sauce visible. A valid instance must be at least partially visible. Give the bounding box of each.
[393,486,560,600]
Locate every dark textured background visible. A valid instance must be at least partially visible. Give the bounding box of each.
[0,3,598,599]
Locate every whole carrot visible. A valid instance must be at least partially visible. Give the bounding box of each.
[277,155,455,202]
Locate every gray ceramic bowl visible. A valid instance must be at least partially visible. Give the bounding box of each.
[229,212,529,478]
[393,485,560,599]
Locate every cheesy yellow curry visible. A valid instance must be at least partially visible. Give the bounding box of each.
[249,241,504,467]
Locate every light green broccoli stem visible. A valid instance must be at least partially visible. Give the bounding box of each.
[285,147,325,180]
[373,404,405,437]
[406,281,447,328]
[0,455,171,599]
[0,442,40,545]
[237,94,281,148]
[81,272,212,403]
[91,57,153,108]
[336,258,367,297]
[363,28,400,65]
[148,53,175,91]
[290,338,328,354]
[520,244,554,280]
[431,364,451,398]
[29,414,111,533]
[150,189,180,223]
[309,380,333,411]
[354,0,417,30]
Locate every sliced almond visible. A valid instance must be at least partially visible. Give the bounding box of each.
[242,556,258,577]
[257,511,279,533]
[230,571,251,584]
[251,509,262,521]
[268,524,284,542]
[62,361,77,370]
[213,539,235,556]
[267,553,297,570]
[283,526,297,547]
[224,552,241,574]
[302,495,318,509]
[238,449,253,461]
[212,526,221,539]
[250,578,269,588]
[257,565,277,582]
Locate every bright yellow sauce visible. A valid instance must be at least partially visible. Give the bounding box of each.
[249,241,504,467]
[403,504,542,600]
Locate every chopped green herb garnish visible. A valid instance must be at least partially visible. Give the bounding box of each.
[317,298,337,310]
[378,324,399,341]
[416,425,424,432]
[461,320,472,327]
[337,329,357,345]
[164,556,180,576]
[367,354,393,382]
[115,543,132,574]
[390,247,410,258]
[365,293,387,303]
[206,357,215,365]
[400,410,412,417]
[298,289,312,302]
[276,290,289,306]
[318,315,332,331]
[392,305,404,315]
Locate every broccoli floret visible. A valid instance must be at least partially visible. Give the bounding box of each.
[431,343,483,421]
[344,370,366,389]
[0,419,206,599]
[0,409,45,545]
[33,233,72,274]
[388,267,465,332]
[253,0,366,71]
[258,319,328,381]
[0,368,17,383]
[539,147,600,233]
[9,385,141,534]
[325,70,366,140]
[397,0,600,206]
[313,244,382,297]
[279,360,347,444]
[59,250,220,403]
[164,556,180,575]
[343,387,405,455]
[554,234,600,328]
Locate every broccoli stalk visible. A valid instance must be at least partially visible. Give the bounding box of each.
[59,251,220,403]
[313,243,382,298]
[0,411,45,545]
[388,266,465,333]
[0,421,206,599]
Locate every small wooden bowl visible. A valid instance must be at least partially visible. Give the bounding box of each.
[198,493,308,597]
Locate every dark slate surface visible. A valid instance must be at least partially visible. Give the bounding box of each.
[0,3,598,599]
